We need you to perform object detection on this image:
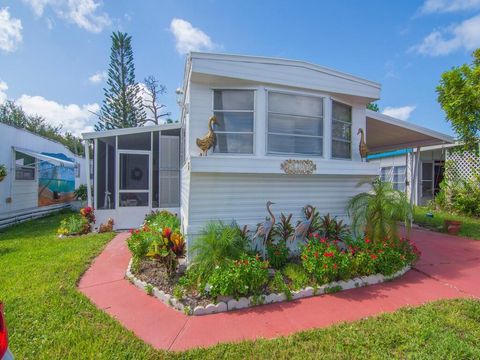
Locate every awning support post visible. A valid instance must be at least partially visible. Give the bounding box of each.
[410,146,421,208]
[84,140,92,208]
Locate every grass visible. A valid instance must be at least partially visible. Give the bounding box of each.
[1,213,480,359]
[414,206,480,240]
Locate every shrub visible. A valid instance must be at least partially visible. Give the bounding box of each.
[74,184,88,201]
[145,210,180,233]
[207,255,269,299]
[266,240,289,269]
[57,214,90,236]
[271,213,294,241]
[127,229,152,271]
[189,221,249,284]
[318,214,350,241]
[347,179,412,243]
[0,164,7,178]
[268,271,292,300]
[79,206,95,225]
[282,263,310,290]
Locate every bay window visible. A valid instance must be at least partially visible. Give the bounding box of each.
[267,92,324,156]
[213,90,254,154]
[331,101,352,159]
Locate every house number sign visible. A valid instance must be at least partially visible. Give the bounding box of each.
[281,159,316,175]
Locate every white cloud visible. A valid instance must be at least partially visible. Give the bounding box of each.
[88,71,106,84]
[0,81,8,104]
[382,106,416,120]
[0,7,23,52]
[421,0,480,13]
[411,14,480,55]
[169,18,214,54]
[23,0,111,33]
[16,94,98,135]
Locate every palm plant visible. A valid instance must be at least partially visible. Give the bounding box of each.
[346,179,412,242]
[189,221,249,283]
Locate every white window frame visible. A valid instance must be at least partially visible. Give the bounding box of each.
[211,89,256,155]
[266,90,325,157]
[14,151,36,181]
[392,165,406,191]
[331,100,352,160]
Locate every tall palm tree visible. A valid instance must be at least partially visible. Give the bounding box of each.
[347,179,412,242]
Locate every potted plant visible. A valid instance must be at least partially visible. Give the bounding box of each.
[444,219,462,235]
[0,164,7,182]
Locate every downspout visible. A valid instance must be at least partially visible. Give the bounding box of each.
[84,139,92,208]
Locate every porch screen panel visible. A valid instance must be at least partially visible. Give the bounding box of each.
[160,136,180,208]
[96,137,115,209]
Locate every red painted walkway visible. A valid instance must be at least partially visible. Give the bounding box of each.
[78,228,480,351]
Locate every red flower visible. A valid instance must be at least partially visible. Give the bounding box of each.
[314,233,320,239]
[370,254,377,260]
[163,227,172,238]
[320,237,327,243]
[314,251,318,258]
[333,263,338,269]
[323,264,328,269]
[365,238,371,244]
[323,252,334,258]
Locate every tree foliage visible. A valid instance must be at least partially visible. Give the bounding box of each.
[96,32,146,131]
[437,49,480,152]
[367,102,379,112]
[0,100,84,155]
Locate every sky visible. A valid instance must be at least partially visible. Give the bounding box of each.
[1,0,480,137]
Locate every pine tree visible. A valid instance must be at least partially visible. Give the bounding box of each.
[95,32,146,131]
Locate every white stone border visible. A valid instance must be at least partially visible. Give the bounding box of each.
[126,259,411,316]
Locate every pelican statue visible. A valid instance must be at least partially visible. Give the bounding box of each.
[253,201,276,258]
[358,128,368,159]
[291,205,315,242]
[196,116,217,156]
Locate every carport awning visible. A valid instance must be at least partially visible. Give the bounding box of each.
[13,147,76,168]
[366,109,454,153]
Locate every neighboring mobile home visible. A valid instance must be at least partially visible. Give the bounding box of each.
[83,52,453,250]
[0,123,86,227]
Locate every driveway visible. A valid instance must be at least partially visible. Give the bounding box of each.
[79,228,479,351]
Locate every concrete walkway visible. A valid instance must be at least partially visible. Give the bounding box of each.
[78,229,480,351]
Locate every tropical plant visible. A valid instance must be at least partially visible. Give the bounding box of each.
[96,31,146,130]
[282,263,310,290]
[318,214,350,241]
[271,213,294,241]
[127,229,152,271]
[207,255,269,299]
[145,210,180,233]
[80,206,95,225]
[188,221,249,284]
[0,164,7,179]
[346,179,412,242]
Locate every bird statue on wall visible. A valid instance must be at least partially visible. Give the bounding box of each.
[358,128,368,159]
[291,204,315,242]
[253,201,276,259]
[196,116,217,156]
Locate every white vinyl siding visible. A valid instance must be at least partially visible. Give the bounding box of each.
[267,92,324,156]
[331,101,352,159]
[213,90,254,154]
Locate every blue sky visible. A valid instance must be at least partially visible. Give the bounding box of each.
[1,0,480,136]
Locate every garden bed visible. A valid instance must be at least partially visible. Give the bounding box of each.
[126,258,411,315]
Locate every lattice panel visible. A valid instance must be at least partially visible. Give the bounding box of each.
[445,150,480,181]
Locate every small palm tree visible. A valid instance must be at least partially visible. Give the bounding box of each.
[347,179,412,242]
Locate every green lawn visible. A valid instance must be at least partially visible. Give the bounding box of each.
[414,206,480,240]
[1,213,480,359]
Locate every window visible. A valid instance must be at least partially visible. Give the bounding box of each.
[213,90,254,154]
[331,101,352,159]
[15,151,36,180]
[380,166,406,191]
[393,166,406,191]
[267,92,324,155]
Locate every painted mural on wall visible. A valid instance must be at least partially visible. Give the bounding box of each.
[38,155,75,206]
